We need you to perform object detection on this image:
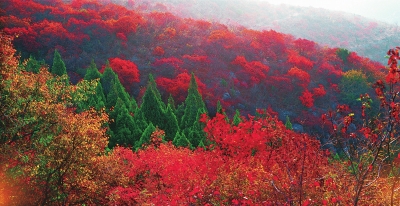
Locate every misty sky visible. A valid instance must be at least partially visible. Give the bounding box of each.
[259,0,399,25]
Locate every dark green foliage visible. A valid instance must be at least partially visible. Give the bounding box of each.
[168,94,176,111]
[197,140,206,150]
[180,73,207,129]
[172,131,191,148]
[138,80,166,128]
[180,73,208,147]
[84,60,101,81]
[100,61,118,95]
[337,48,351,63]
[147,74,163,102]
[232,109,242,126]
[285,115,293,130]
[339,70,370,107]
[75,63,106,112]
[108,98,139,148]
[24,55,46,73]
[135,123,156,150]
[163,104,179,142]
[105,79,119,110]
[216,100,228,121]
[51,50,67,76]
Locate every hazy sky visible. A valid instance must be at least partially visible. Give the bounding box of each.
[260,0,399,25]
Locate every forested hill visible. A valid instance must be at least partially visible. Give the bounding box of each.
[2,0,384,130]
[3,1,400,205]
[103,0,400,64]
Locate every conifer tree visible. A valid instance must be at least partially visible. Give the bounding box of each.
[101,61,118,95]
[216,100,228,121]
[198,139,206,150]
[25,55,45,73]
[108,98,138,148]
[75,61,106,112]
[135,123,156,150]
[180,73,207,129]
[147,74,162,102]
[106,79,119,110]
[232,109,242,126]
[137,75,166,129]
[163,104,179,142]
[51,50,67,77]
[172,131,191,148]
[180,73,208,147]
[285,115,293,130]
[84,59,101,81]
[168,94,176,111]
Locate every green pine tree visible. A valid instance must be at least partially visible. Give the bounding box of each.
[137,76,166,129]
[168,94,176,111]
[25,55,45,73]
[163,104,179,142]
[232,109,242,126]
[180,73,208,147]
[108,98,139,148]
[172,131,192,148]
[135,123,156,150]
[216,100,228,121]
[84,59,102,81]
[285,115,293,130]
[51,50,67,77]
[180,73,207,129]
[100,61,118,95]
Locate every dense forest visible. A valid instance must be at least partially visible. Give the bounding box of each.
[1,0,400,205]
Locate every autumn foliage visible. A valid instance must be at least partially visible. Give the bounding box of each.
[1,0,398,205]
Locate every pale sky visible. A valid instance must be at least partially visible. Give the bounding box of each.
[259,0,399,25]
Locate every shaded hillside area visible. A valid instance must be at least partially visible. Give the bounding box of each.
[111,0,400,63]
[2,0,385,132]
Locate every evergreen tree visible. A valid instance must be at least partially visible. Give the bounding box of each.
[180,73,207,129]
[216,100,228,121]
[163,104,179,142]
[198,139,206,150]
[180,73,208,147]
[51,50,67,77]
[100,61,117,95]
[168,94,176,111]
[285,115,293,130]
[75,62,106,112]
[84,59,101,81]
[147,74,162,102]
[105,79,119,110]
[172,131,191,148]
[108,98,138,148]
[135,123,156,150]
[137,76,166,130]
[232,109,242,126]
[24,55,45,73]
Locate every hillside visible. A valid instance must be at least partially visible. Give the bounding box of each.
[2,0,385,132]
[116,0,400,64]
[2,0,400,205]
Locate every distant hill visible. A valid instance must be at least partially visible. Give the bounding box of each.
[3,0,385,132]
[121,0,400,64]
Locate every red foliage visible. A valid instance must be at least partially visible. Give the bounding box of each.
[287,50,314,71]
[108,57,140,92]
[182,54,210,64]
[156,73,206,102]
[287,67,310,88]
[153,46,165,56]
[299,89,314,108]
[232,56,270,86]
[313,84,327,97]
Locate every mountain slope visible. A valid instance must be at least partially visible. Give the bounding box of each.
[2,0,385,131]
[124,0,400,63]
